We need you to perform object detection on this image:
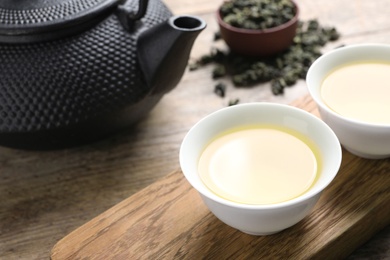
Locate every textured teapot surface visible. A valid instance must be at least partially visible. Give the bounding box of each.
[0,0,205,149]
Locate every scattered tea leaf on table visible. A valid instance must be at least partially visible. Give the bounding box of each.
[190,19,340,96]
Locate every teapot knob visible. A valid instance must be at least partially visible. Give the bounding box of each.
[117,0,149,31]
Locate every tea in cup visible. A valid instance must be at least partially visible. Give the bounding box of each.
[307,44,390,159]
[180,103,341,235]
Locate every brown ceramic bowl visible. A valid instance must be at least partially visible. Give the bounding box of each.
[216,1,299,57]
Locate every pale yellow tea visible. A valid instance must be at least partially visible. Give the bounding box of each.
[321,61,390,124]
[198,125,320,204]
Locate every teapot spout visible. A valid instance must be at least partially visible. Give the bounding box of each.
[137,15,206,94]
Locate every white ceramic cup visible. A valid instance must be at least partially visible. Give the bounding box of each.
[179,103,342,235]
[307,43,390,159]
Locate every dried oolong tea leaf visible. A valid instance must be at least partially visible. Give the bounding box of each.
[213,65,227,78]
[220,0,296,30]
[228,98,240,106]
[214,82,227,97]
[189,19,340,96]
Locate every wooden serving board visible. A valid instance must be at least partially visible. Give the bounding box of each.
[51,95,390,260]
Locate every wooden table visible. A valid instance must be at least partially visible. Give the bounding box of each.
[1,0,389,259]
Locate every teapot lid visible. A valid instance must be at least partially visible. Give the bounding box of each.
[0,0,120,43]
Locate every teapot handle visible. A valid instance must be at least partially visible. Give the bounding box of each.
[116,0,149,31]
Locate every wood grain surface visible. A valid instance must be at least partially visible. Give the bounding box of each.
[51,95,390,260]
[1,0,390,259]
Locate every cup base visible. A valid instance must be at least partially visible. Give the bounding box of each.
[343,145,390,159]
[240,230,281,236]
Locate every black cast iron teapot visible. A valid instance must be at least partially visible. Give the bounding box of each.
[0,0,206,149]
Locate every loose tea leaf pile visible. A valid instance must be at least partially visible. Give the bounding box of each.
[220,0,296,30]
[190,19,340,96]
